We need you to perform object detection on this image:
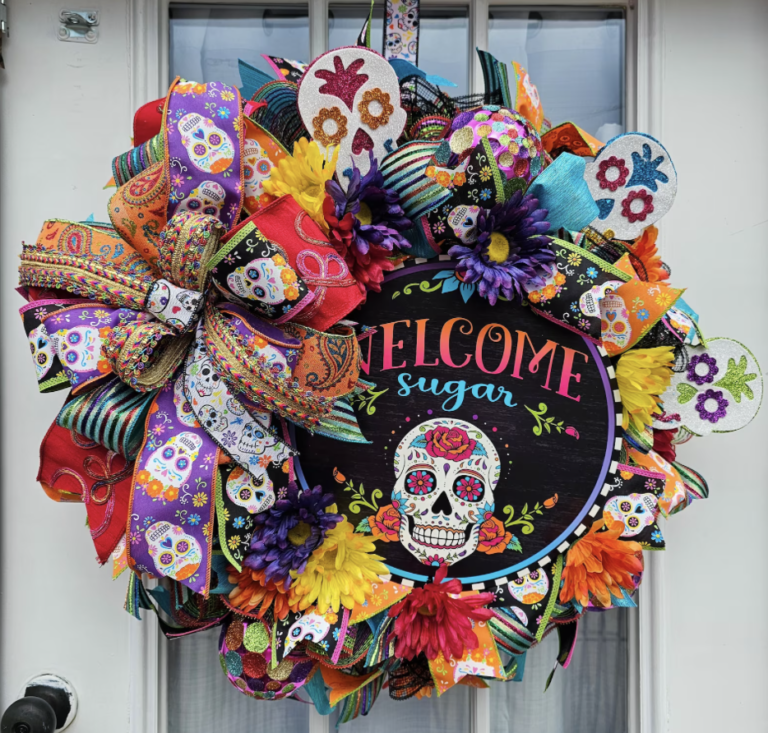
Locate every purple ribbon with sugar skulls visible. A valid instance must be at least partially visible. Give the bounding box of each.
[128,378,219,595]
[165,79,244,231]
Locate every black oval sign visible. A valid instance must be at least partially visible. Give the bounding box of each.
[295,262,620,589]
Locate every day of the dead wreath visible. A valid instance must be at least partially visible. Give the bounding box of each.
[19,9,763,718]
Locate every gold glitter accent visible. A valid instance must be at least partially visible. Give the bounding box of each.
[313,107,348,147]
[498,151,515,167]
[226,619,245,650]
[266,680,283,692]
[267,657,294,681]
[358,88,394,130]
[450,126,474,154]
[604,228,615,240]
[476,124,492,138]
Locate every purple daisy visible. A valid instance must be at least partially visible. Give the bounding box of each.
[448,191,553,305]
[243,482,341,585]
[325,153,412,256]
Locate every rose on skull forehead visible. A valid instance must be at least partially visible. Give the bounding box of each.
[423,426,478,462]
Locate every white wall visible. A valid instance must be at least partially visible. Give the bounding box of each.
[0,2,134,731]
[0,1,765,732]
[659,0,768,730]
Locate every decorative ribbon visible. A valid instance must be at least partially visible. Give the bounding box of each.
[383,0,420,65]
[164,78,245,230]
[56,377,155,460]
[127,382,219,595]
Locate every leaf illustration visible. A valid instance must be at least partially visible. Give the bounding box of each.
[713,355,757,403]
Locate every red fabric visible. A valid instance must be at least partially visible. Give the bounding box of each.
[236,195,364,331]
[652,428,677,464]
[38,420,132,564]
[133,97,165,146]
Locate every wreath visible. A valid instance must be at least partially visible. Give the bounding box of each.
[19,37,762,717]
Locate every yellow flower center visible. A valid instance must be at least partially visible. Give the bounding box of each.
[487,232,510,263]
[288,521,312,547]
[357,202,373,226]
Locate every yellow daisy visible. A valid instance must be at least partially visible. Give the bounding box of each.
[289,518,388,614]
[616,346,674,431]
[262,137,338,233]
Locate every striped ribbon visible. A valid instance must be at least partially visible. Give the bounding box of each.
[57,377,155,460]
[112,133,164,187]
[379,140,453,220]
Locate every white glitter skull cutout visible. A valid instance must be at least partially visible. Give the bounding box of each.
[298,47,406,189]
[178,113,235,174]
[52,326,100,373]
[176,180,226,219]
[145,521,202,581]
[145,432,203,493]
[507,569,549,605]
[392,418,500,566]
[226,466,275,514]
[600,291,632,351]
[29,325,54,380]
[656,338,764,436]
[584,133,677,240]
[604,493,658,538]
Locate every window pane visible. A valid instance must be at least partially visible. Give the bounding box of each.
[166,628,310,733]
[419,8,470,95]
[329,4,385,51]
[332,684,472,732]
[490,610,629,733]
[488,8,625,139]
[169,4,310,87]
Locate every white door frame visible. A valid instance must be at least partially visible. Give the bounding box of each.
[125,2,666,732]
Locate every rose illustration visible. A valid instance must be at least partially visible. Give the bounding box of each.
[369,504,401,542]
[476,517,513,555]
[424,426,476,462]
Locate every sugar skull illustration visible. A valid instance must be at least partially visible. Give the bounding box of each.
[508,569,549,605]
[176,180,226,218]
[226,466,275,514]
[579,281,625,319]
[605,493,658,538]
[198,404,228,432]
[447,205,481,244]
[29,325,54,380]
[243,138,274,210]
[145,521,202,581]
[145,432,202,492]
[178,113,235,174]
[191,356,223,398]
[453,659,494,682]
[237,421,280,457]
[173,375,200,428]
[392,418,500,566]
[600,292,632,350]
[227,255,297,304]
[283,611,331,655]
[53,326,100,373]
[385,34,403,57]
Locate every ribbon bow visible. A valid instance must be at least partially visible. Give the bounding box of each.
[19,78,368,595]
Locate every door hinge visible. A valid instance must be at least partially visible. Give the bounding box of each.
[58,9,99,44]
